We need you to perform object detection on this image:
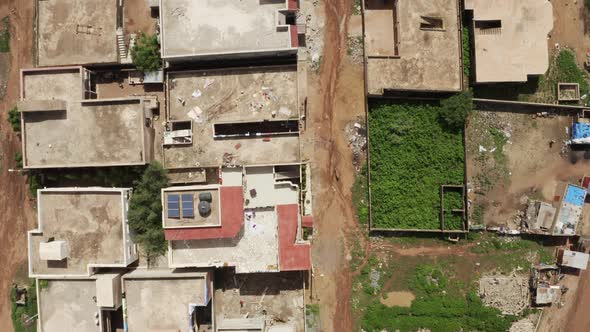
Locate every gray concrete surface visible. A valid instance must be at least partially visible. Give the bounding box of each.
[124,277,208,331]
[365,0,462,93]
[22,68,83,101]
[160,0,294,58]
[465,0,553,83]
[37,0,118,66]
[30,192,124,276]
[39,280,99,332]
[170,208,280,273]
[22,99,147,168]
[164,67,300,168]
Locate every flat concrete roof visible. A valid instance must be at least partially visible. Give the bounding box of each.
[21,67,84,101]
[465,0,553,83]
[21,99,148,168]
[164,67,300,168]
[124,274,210,331]
[168,166,305,273]
[365,0,462,93]
[38,280,99,332]
[37,0,119,66]
[160,0,296,59]
[163,186,221,228]
[29,188,133,277]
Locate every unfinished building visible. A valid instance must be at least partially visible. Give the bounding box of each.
[27,188,137,278]
[36,0,123,66]
[159,0,299,62]
[18,67,155,169]
[165,165,312,274]
[465,0,553,83]
[163,66,300,170]
[363,0,462,94]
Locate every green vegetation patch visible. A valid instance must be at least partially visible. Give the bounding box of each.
[360,265,517,332]
[128,162,169,258]
[369,100,465,229]
[8,106,20,133]
[0,16,10,53]
[11,280,37,332]
[352,163,369,225]
[131,33,162,72]
[462,26,471,78]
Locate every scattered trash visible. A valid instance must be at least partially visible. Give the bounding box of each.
[479,145,487,153]
[203,78,215,89]
[187,106,204,123]
[278,106,291,117]
[191,89,202,98]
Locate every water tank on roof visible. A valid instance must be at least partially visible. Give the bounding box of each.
[199,201,211,217]
[199,192,212,202]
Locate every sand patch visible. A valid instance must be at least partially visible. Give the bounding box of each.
[380,291,415,307]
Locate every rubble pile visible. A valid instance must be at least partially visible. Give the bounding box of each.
[479,274,530,315]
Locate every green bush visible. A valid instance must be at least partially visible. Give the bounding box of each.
[369,101,465,229]
[128,162,169,257]
[439,90,473,130]
[14,151,22,169]
[8,106,21,133]
[131,33,162,72]
[462,26,471,78]
[11,280,37,332]
[553,49,590,98]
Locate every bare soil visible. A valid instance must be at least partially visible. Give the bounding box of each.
[124,0,157,35]
[302,0,366,331]
[380,291,415,307]
[466,111,583,229]
[549,0,590,66]
[0,0,37,330]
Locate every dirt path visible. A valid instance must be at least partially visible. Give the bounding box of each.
[0,0,36,330]
[306,0,367,330]
[564,270,590,331]
[549,0,590,65]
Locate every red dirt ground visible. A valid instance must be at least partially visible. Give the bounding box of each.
[0,0,37,330]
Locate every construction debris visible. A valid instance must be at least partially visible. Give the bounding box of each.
[479,273,530,315]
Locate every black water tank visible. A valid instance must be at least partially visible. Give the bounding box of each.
[199,192,213,202]
[199,201,211,217]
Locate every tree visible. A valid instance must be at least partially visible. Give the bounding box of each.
[8,106,20,133]
[128,162,169,257]
[130,32,162,72]
[439,90,473,130]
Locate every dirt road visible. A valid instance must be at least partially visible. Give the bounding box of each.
[305,0,367,330]
[0,0,36,330]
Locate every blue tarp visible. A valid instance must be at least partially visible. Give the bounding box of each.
[572,122,590,140]
[564,185,586,207]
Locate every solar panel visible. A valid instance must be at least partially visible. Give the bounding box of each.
[182,193,194,218]
[168,194,180,218]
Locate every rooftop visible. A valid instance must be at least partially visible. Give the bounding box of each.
[38,279,99,332]
[465,0,553,83]
[37,0,119,66]
[553,184,586,236]
[164,66,300,168]
[123,270,211,332]
[559,249,589,270]
[365,0,462,93]
[167,166,310,273]
[28,188,136,277]
[20,68,152,168]
[160,0,297,60]
[162,186,221,228]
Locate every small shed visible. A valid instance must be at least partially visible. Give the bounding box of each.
[39,241,68,261]
[558,249,589,270]
[96,273,122,309]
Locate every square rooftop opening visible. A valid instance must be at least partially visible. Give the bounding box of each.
[163,185,221,228]
[20,68,153,168]
[123,271,211,332]
[160,0,297,60]
[28,188,136,277]
[38,280,99,332]
[164,66,300,168]
[364,0,462,93]
[37,0,119,66]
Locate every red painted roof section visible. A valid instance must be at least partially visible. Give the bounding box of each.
[288,0,298,10]
[583,176,590,189]
[164,186,244,241]
[290,25,298,48]
[302,215,314,228]
[277,204,311,271]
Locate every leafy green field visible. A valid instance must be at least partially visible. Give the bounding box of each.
[368,101,465,229]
